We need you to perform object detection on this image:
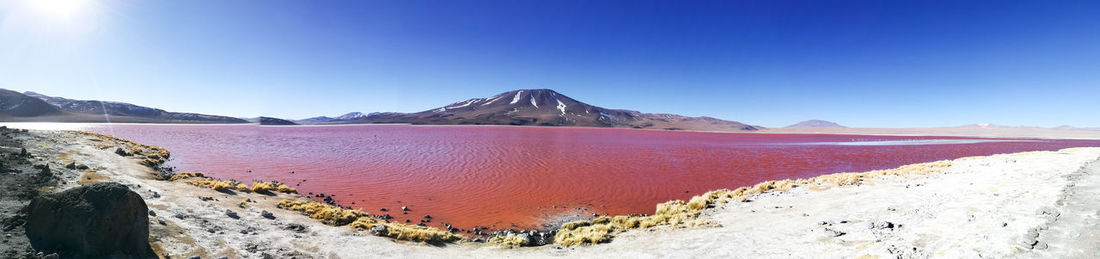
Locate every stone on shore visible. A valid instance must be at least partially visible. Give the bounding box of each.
[23,182,156,258]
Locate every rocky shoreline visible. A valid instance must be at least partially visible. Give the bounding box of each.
[0,128,1097,258]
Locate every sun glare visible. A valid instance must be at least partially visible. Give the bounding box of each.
[27,0,92,20]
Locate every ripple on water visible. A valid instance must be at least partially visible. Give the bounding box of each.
[39,123,1100,232]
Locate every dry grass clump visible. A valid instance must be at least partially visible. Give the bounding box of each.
[554,223,613,246]
[168,172,205,181]
[169,171,246,192]
[488,233,531,248]
[168,172,296,194]
[277,200,463,243]
[554,160,953,246]
[250,181,297,194]
[349,217,464,243]
[278,200,366,225]
[185,177,244,192]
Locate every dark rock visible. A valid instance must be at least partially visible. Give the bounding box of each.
[24,182,156,258]
[65,162,77,170]
[35,165,52,183]
[225,209,239,219]
[285,223,308,233]
[115,148,131,156]
[148,210,156,217]
[261,210,275,220]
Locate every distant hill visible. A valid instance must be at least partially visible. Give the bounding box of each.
[0,89,65,118]
[786,120,846,128]
[14,90,248,123]
[297,112,401,124]
[301,89,761,131]
[259,117,298,125]
[297,116,337,123]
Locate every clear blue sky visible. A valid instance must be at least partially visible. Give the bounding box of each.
[1,0,1097,127]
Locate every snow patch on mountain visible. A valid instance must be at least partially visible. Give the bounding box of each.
[446,99,478,109]
[529,95,538,108]
[551,93,566,116]
[510,91,523,104]
[481,95,504,106]
[336,112,368,120]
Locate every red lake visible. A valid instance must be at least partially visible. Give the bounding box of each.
[39,124,1100,232]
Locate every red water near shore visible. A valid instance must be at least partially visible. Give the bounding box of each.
[74,124,1100,232]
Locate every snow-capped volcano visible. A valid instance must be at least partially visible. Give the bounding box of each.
[335,112,369,120]
[304,89,760,131]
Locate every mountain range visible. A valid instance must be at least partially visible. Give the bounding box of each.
[0,89,247,123]
[297,89,762,131]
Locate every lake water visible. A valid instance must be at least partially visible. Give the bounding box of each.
[16,123,1100,232]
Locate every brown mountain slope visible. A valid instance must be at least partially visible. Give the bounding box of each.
[334,89,761,131]
[0,89,64,118]
[15,90,247,123]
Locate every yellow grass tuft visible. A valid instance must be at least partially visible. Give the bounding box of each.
[278,200,463,243]
[553,160,953,246]
[169,172,296,194]
[169,172,205,181]
[349,217,464,243]
[553,224,613,246]
[185,178,242,192]
[278,200,365,225]
[250,181,298,194]
[488,233,530,248]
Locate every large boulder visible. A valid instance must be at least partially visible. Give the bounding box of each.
[24,182,155,258]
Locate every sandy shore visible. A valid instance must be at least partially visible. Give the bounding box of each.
[2,129,1098,258]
